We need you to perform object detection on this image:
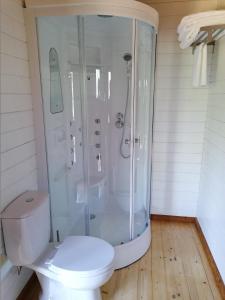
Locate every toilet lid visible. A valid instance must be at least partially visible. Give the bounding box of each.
[49,236,114,277]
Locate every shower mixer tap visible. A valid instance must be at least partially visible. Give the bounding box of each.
[117,112,123,119]
[124,137,141,146]
[115,112,124,128]
[125,138,131,145]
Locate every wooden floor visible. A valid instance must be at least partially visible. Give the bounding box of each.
[18,221,223,300]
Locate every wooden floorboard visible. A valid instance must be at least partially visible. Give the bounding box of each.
[17,220,223,300]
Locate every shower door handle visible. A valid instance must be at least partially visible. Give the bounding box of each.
[135,136,141,148]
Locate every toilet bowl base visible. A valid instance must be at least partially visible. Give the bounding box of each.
[69,288,101,300]
[37,271,102,300]
[40,288,101,300]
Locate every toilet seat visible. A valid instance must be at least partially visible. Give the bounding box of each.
[30,236,115,295]
[48,236,115,278]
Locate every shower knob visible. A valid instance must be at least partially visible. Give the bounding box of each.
[116,112,123,119]
[115,120,124,128]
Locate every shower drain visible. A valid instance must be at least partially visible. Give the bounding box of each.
[90,214,96,220]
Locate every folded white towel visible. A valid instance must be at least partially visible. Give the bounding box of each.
[177,10,225,49]
[192,43,207,87]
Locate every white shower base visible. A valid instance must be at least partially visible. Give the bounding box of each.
[89,211,147,245]
[90,212,151,269]
[114,223,150,269]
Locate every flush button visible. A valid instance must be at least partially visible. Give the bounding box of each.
[25,198,34,203]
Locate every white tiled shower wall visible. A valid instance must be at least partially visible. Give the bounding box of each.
[0,0,37,298]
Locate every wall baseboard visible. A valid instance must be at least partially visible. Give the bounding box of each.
[194,219,225,299]
[151,214,225,299]
[151,214,196,223]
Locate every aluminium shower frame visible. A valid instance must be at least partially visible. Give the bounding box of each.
[24,0,158,269]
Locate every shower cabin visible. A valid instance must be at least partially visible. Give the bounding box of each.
[25,0,158,268]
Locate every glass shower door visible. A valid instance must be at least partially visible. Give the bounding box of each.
[37,16,88,241]
[82,15,133,245]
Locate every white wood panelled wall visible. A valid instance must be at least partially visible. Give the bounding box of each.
[0,0,38,251]
[141,0,223,216]
[0,0,37,298]
[197,37,225,283]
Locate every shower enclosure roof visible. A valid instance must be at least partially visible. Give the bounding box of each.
[25,0,159,30]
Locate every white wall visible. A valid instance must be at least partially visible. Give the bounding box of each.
[141,0,221,216]
[143,0,225,282]
[0,0,37,298]
[197,37,225,282]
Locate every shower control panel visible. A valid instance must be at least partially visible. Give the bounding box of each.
[94,118,102,172]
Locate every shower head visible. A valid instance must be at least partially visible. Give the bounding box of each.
[123,53,132,62]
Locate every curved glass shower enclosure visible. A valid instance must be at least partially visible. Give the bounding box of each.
[27,0,158,268]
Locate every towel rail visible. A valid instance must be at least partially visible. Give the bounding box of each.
[191,24,225,53]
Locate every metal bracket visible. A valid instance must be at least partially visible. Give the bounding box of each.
[191,25,225,55]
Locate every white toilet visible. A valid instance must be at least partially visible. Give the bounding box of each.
[1,191,115,300]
